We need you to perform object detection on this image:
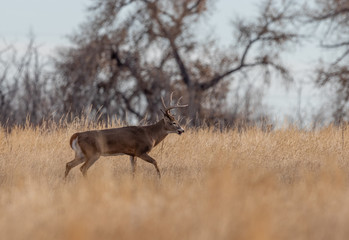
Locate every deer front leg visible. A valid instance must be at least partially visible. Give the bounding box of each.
[138,154,161,178]
[130,156,137,177]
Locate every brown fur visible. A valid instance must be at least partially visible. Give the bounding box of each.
[64,117,185,179]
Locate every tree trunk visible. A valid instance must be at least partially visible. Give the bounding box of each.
[187,86,199,125]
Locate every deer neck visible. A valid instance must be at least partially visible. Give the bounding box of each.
[147,119,168,147]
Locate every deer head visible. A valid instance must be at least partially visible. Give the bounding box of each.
[161,94,188,135]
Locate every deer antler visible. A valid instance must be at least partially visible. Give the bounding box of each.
[161,93,188,115]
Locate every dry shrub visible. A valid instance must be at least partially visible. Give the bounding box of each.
[1,122,349,240]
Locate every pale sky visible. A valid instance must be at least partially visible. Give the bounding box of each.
[0,0,87,53]
[0,0,325,125]
[0,0,253,50]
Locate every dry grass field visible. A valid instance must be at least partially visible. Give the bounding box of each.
[1,119,349,240]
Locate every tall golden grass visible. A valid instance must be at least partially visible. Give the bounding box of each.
[1,119,349,240]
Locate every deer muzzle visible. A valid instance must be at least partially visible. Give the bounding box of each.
[177,128,184,135]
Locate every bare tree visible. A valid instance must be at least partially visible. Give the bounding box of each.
[0,44,14,124]
[53,0,301,126]
[0,35,52,126]
[305,0,349,123]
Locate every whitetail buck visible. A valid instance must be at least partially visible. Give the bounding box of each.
[64,96,188,179]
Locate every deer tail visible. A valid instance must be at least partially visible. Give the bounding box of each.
[69,133,79,149]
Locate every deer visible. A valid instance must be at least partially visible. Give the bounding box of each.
[64,95,188,179]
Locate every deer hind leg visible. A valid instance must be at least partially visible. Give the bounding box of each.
[80,154,101,177]
[65,155,85,179]
[130,156,137,176]
[138,154,161,178]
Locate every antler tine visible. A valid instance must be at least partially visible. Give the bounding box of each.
[177,96,183,106]
[161,96,167,109]
[165,105,188,112]
[176,96,188,108]
[170,92,174,106]
[165,95,188,113]
[161,93,188,116]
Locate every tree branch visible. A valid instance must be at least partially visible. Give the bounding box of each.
[149,2,192,87]
[311,8,349,21]
[197,31,263,91]
[321,41,349,49]
[187,0,203,13]
[110,48,124,67]
[116,90,143,119]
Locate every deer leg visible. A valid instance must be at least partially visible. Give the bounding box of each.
[130,156,137,176]
[65,156,85,179]
[80,154,101,177]
[138,154,161,178]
